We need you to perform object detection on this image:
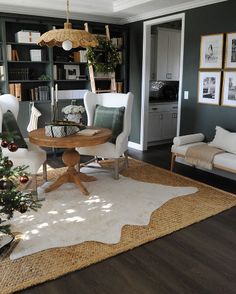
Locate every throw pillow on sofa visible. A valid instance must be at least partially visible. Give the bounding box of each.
[209,126,236,154]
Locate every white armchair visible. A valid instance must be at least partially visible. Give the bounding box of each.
[77,91,134,179]
[0,94,47,190]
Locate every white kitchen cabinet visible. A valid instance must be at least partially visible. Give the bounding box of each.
[148,103,178,144]
[150,34,157,80]
[156,28,181,81]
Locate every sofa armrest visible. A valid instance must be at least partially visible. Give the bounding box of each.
[173,133,205,146]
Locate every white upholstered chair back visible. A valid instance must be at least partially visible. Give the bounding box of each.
[78,91,134,179]
[84,91,133,142]
[0,94,19,132]
[0,94,47,191]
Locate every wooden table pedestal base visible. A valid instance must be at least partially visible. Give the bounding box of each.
[45,148,96,195]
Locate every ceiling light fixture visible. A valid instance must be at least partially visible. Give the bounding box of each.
[37,0,98,50]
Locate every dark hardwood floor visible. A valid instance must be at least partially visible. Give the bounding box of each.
[19,144,236,294]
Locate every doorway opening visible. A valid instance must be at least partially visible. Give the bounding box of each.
[141,13,185,151]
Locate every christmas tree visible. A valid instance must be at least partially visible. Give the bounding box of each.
[0,134,41,234]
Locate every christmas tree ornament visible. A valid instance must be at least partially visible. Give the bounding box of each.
[4,159,13,168]
[0,179,14,190]
[8,142,18,152]
[1,140,9,148]
[18,203,28,213]
[19,175,29,184]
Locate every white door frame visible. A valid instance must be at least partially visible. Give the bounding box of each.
[140,13,185,150]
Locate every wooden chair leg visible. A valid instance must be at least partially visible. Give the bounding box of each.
[170,153,176,171]
[114,158,119,179]
[124,150,129,169]
[43,162,47,182]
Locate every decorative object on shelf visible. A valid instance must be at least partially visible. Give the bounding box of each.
[224,32,236,69]
[86,35,121,73]
[199,34,224,69]
[198,71,221,105]
[222,71,236,107]
[64,64,80,80]
[37,0,98,50]
[38,74,50,81]
[62,102,85,123]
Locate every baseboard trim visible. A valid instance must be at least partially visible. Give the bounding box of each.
[128,141,143,151]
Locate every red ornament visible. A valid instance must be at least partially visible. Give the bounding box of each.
[4,159,13,168]
[19,175,29,184]
[8,142,18,152]
[1,140,9,148]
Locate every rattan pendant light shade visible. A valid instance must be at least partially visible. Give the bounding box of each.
[37,1,98,48]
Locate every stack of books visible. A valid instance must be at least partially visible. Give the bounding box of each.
[9,68,29,80]
[9,83,22,101]
[30,86,49,101]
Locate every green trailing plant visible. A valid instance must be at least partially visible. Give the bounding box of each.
[86,36,121,73]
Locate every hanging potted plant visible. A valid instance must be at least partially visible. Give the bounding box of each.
[86,36,121,77]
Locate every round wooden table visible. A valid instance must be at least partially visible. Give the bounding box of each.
[29,128,112,195]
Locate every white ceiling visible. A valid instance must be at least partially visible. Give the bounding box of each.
[0,0,227,24]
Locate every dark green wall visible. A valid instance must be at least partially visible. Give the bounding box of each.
[181,0,236,141]
[128,0,236,144]
[129,22,143,143]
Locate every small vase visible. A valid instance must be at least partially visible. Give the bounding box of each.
[65,113,82,123]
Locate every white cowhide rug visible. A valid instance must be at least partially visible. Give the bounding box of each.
[9,169,198,260]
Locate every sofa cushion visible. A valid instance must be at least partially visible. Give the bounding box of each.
[209,126,236,154]
[173,133,205,146]
[93,105,125,143]
[2,110,28,149]
[171,142,206,155]
[213,152,236,172]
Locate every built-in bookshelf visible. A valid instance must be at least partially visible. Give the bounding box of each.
[0,15,128,101]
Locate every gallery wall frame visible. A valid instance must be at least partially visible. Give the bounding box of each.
[221,71,236,107]
[198,71,221,105]
[224,32,236,69]
[199,33,224,69]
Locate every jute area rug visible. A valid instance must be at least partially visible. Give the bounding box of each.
[1,159,236,294]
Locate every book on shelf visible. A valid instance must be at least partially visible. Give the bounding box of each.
[9,68,29,80]
[79,50,87,62]
[30,86,49,101]
[12,49,19,61]
[6,44,12,61]
[9,83,22,101]
[0,65,5,81]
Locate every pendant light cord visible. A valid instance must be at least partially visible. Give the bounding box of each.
[66,0,69,23]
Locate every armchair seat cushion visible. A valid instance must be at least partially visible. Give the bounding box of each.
[93,105,125,143]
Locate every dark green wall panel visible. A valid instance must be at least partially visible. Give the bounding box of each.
[181,0,236,141]
[128,0,236,143]
[129,22,143,143]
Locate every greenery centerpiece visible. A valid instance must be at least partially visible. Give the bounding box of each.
[86,36,121,74]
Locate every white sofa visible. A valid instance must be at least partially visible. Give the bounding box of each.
[171,128,236,178]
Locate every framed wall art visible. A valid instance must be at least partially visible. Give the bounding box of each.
[198,71,221,105]
[64,64,80,80]
[221,71,236,107]
[200,34,224,69]
[225,32,236,69]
